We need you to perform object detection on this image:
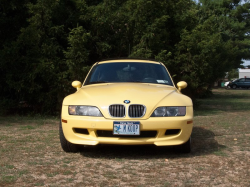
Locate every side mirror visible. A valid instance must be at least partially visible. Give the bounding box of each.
[72,81,82,90]
[177,81,187,92]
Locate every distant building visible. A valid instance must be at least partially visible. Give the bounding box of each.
[239,69,250,78]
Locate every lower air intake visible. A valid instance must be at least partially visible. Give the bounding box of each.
[96,130,157,138]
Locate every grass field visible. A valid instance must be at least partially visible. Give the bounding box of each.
[0,89,250,186]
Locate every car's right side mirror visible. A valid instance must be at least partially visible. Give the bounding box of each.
[177,81,187,92]
[72,81,82,90]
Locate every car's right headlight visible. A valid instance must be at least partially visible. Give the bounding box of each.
[151,106,186,117]
[68,105,103,117]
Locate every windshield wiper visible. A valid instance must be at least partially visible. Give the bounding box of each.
[88,81,108,85]
[129,80,142,83]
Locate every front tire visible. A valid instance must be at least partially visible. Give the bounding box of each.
[175,137,191,153]
[232,84,237,89]
[59,121,80,152]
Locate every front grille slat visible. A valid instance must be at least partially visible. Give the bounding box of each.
[119,105,122,117]
[128,105,145,118]
[109,104,125,117]
[114,105,117,116]
[135,105,137,117]
[116,105,118,116]
[133,106,135,117]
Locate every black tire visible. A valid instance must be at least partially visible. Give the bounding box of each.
[175,137,191,153]
[59,121,79,152]
[232,84,237,89]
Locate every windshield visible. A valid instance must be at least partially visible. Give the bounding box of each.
[84,62,173,86]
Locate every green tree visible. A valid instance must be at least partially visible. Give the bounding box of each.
[64,26,91,81]
[0,0,79,114]
[172,0,250,98]
[228,69,239,80]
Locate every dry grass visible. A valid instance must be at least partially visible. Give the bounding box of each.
[0,89,250,187]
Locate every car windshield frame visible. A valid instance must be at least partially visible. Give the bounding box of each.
[84,62,174,86]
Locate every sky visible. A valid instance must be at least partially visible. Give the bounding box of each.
[243,60,250,66]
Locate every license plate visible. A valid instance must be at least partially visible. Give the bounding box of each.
[113,121,140,135]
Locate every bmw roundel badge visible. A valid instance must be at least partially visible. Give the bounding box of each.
[124,100,130,104]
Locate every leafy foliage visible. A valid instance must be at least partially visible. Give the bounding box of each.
[228,69,239,80]
[0,0,250,115]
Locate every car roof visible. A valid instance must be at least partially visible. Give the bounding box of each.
[97,59,161,64]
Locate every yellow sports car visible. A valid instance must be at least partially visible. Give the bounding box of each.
[60,59,193,153]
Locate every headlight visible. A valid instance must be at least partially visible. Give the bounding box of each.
[68,106,103,117]
[151,107,186,117]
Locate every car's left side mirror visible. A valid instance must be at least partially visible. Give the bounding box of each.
[177,81,187,92]
[72,81,82,90]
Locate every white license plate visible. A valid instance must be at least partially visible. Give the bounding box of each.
[113,121,140,135]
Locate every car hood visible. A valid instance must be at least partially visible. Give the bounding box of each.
[63,83,192,119]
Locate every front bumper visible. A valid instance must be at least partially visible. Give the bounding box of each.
[61,106,193,146]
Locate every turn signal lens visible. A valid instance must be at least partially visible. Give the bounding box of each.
[69,106,76,115]
[62,119,67,123]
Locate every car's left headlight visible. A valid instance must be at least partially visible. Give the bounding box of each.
[151,107,186,117]
[68,105,103,117]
